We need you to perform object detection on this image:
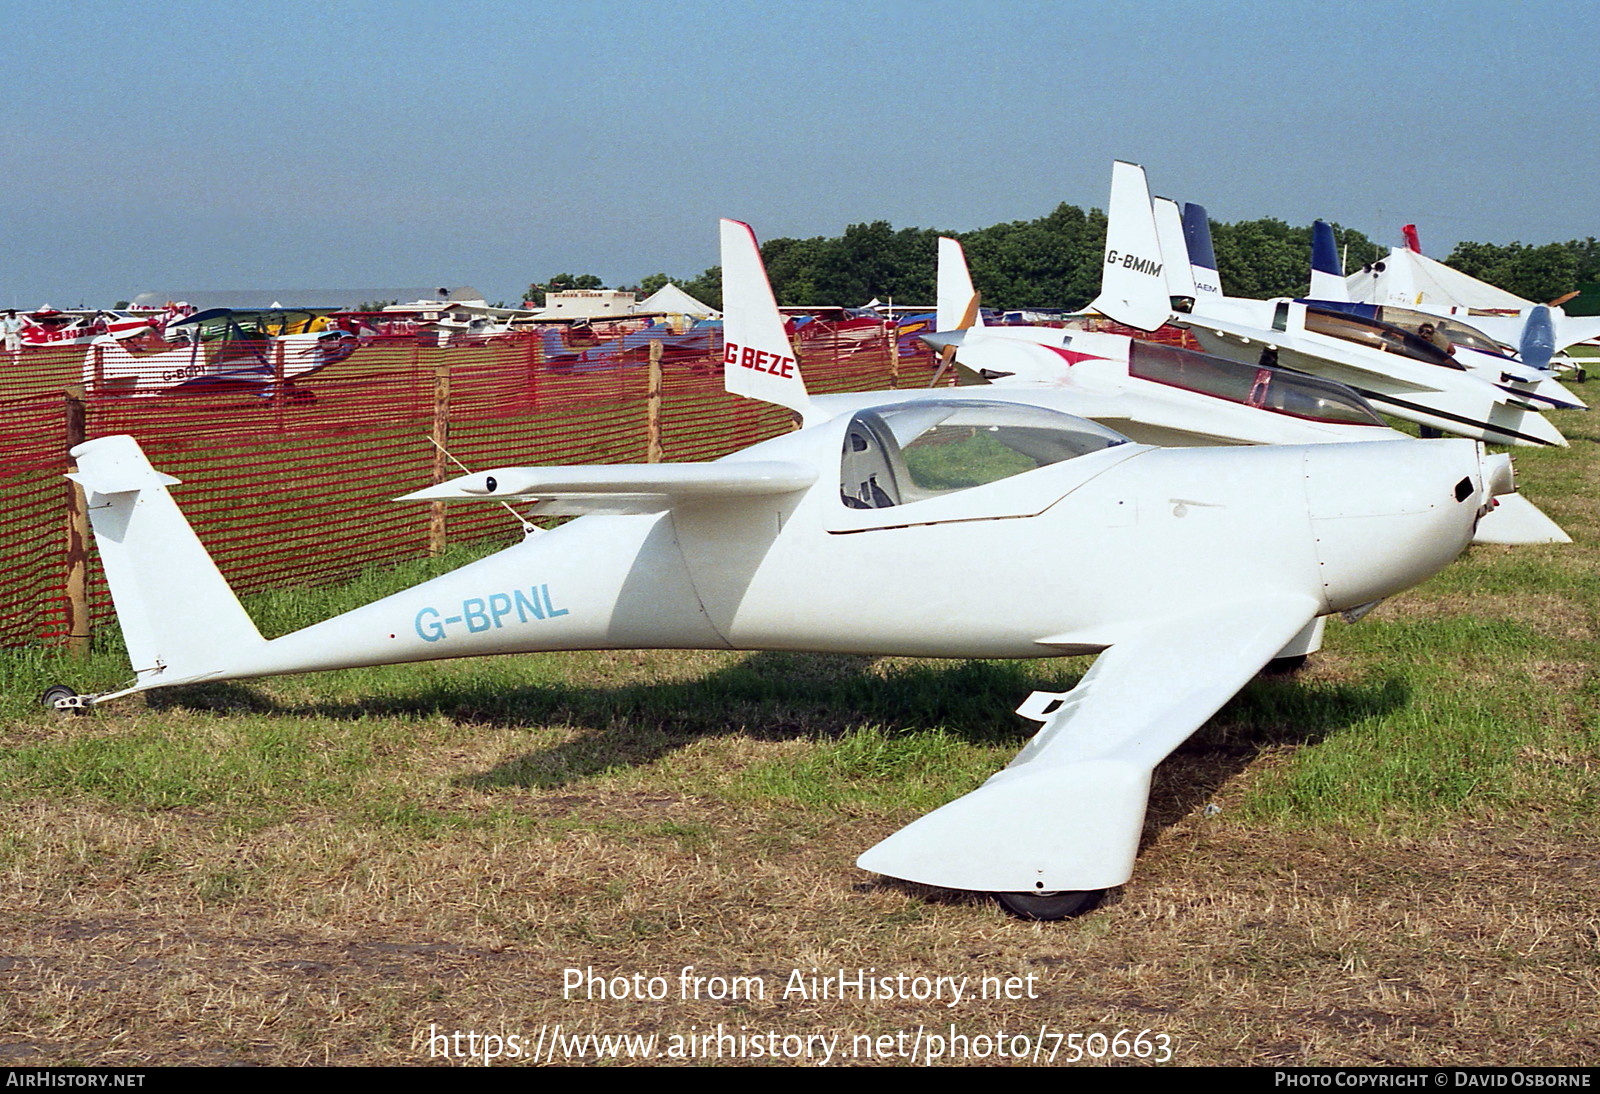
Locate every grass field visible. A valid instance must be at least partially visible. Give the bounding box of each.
[0,406,1595,1066]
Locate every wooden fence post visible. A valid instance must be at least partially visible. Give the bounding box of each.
[428,358,451,556]
[526,329,541,412]
[646,339,663,462]
[63,385,90,657]
[888,323,900,389]
[791,337,805,430]
[272,338,287,433]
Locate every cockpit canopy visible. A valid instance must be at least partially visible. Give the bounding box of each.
[1301,301,1514,358]
[1126,341,1386,426]
[840,400,1128,510]
[1301,305,1463,370]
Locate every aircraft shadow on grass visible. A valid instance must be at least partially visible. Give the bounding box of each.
[149,651,1408,839]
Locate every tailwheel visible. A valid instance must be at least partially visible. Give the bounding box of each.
[41,684,87,716]
[993,889,1104,921]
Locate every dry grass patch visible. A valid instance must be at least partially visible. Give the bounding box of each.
[0,405,1596,1065]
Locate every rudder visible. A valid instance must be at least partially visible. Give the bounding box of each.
[68,435,264,685]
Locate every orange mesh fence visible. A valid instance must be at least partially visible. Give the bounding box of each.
[0,329,939,647]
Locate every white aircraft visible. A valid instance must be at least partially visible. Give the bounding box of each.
[927,234,1408,447]
[1344,229,1600,376]
[1094,162,1571,449]
[920,232,1567,546]
[83,307,358,397]
[55,218,1517,919]
[1303,220,1585,412]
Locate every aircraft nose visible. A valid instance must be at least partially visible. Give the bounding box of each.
[1304,439,1488,612]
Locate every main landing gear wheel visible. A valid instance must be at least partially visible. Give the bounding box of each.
[40,684,85,715]
[993,889,1104,921]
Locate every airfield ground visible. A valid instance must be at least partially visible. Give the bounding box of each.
[0,406,1594,1067]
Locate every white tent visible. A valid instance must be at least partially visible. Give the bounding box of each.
[633,283,719,318]
[1345,247,1531,311]
[1346,247,1600,353]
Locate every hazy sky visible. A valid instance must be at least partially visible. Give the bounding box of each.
[4,0,1596,307]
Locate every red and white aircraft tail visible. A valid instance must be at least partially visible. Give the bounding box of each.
[719,219,817,424]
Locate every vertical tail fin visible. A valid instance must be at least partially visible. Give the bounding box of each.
[1309,219,1351,302]
[1087,161,1172,332]
[1402,224,1423,253]
[936,237,984,332]
[1152,197,1198,302]
[719,219,815,423]
[1181,202,1223,298]
[67,435,264,683]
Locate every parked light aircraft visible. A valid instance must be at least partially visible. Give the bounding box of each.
[919,231,1567,546]
[20,308,155,347]
[534,320,715,372]
[1094,162,1571,448]
[83,307,358,397]
[1344,229,1600,370]
[55,218,1516,919]
[1304,221,1585,412]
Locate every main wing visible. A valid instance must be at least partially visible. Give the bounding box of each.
[857,594,1322,894]
[400,460,817,515]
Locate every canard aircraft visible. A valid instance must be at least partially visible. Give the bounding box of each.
[1343,226,1600,373]
[1302,220,1585,411]
[1093,162,1573,449]
[54,218,1516,919]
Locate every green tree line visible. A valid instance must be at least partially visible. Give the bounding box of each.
[528,212,1599,313]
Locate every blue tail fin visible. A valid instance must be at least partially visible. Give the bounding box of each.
[1181,203,1222,297]
[1309,220,1350,301]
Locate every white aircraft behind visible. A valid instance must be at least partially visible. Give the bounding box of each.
[83,307,358,397]
[57,218,1516,919]
[918,232,1566,546]
[1304,220,1584,412]
[1344,231,1600,373]
[1094,162,1571,449]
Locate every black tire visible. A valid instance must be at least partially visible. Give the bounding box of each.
[40,684,81,715]
[993,889,1103,921]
